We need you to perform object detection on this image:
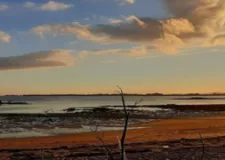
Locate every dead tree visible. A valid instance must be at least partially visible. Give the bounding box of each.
[94,86,142,160]
[117,86,129,160]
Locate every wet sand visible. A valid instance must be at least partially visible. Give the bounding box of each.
[1,104,225,159]
[1,115,225,148]
[0,115,225,159]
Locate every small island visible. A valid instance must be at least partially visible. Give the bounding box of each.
[0,100,29,105]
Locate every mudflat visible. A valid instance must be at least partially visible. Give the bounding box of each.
[0,115,225,159]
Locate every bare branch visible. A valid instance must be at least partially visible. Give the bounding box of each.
[96,136,114,160]
[131,98,143,113]
[134,98,143,107]
[199,133,205,160]
[89,120,100,132]
[117,86,128,116]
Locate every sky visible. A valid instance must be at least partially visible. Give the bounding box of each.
[1,0,225,95]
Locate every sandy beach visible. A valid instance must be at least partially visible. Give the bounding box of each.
[0,113,225,159]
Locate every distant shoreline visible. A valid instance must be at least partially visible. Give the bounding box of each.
[2,93,225,96]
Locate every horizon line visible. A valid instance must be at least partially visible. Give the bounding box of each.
[1,92,225,96]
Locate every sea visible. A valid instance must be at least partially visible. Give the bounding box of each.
[1,95,225,114]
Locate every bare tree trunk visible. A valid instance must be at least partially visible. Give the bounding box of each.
[121,113,129,160]
[96,86,131,160]
[96,137,114,160]
[118,86,129,160]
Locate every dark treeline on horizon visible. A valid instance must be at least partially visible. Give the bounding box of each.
[2,93,225,97]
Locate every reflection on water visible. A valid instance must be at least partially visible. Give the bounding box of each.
[108,106,169,111]
[0,114,151,138]
[1,95,225,113]
[0,125,148,138]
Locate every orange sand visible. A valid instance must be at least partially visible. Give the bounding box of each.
[0,116,225,149]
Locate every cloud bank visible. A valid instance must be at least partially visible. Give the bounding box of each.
[32,0,225,54]
[0,50,74,71]
[24,1,73,11]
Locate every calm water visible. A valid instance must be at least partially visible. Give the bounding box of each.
[1,95,225,113]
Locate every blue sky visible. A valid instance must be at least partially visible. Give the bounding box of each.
[0,0,225,94]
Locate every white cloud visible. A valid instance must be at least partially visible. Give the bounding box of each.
[31,23,109,42]
[108,16,146,28]
[32,0,225,54]
[24,2,36,8]
[108,18,123,24]
[124,15,146,28]
[40,1,73,11]
[24,1,73,11]
[0,50,75,71]
[0,4,8,11]
[0,31,11,43]
[31,16,147,44]
[117,0,135,5]
[125,0,135,4]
